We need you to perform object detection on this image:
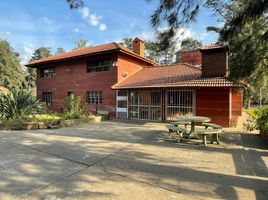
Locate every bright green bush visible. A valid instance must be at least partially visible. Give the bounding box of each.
[63,96,88,120]
[0,89,46,120]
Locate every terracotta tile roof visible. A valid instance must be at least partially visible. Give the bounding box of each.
[26,42,158,67]
[200,44,226,50]
[112,64,238,89]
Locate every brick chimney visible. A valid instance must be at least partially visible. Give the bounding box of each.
[200,45,229,77]
[132,37,145,57]
[177,49,202,66]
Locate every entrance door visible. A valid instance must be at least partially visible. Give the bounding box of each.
[116,90,128,119]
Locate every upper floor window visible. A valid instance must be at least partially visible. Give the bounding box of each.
[40,68,56,78]
[87,59,112,73]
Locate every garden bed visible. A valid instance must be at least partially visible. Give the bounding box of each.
[0,115,104,131]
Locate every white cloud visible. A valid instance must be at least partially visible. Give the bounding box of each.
[0,31,12,36]
[74,28,80,33]
[99,23,107,31]
[40,17,52,25]
[78,6,107,31]
[88,14,102,26]
[80,7,89,19]
[138,27,192,43]
[21,45,34,66]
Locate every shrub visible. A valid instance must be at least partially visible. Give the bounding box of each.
[0,89,46,120]
[63,96,88,119]
[255,106,268,134]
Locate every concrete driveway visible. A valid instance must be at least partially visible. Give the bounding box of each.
[0,121,267,200]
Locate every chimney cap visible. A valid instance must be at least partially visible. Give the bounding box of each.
[133,37,144,43]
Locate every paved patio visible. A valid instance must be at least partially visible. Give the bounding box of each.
[0,121,267,200]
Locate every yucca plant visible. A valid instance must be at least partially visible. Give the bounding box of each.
[0,89,46,120]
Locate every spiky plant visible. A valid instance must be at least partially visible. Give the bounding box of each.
[0,89,45,120]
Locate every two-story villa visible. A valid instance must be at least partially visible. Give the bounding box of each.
[26,38,243,127]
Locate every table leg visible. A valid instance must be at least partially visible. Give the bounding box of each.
[191,122,195,133]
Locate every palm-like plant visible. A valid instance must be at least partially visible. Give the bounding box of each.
[0,89,45,120]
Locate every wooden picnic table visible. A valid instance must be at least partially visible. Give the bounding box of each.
[176,116,211,133]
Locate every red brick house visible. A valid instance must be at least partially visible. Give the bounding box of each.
[26,38,243,127]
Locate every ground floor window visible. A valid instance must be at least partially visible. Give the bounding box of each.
[86,91,102,104]
[42,92,52,105]
[166,89,195,121]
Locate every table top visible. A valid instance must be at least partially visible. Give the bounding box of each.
[176,116,211,123]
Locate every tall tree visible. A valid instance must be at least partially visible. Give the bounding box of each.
[30,47,52,61]
[55,47,66,55]
[119,38,133,50]
[0,40,24,89]
[25,47,52,90]
[147,0,268,52]
[180,37,202,51]
[73,39,89,50]
[206,0,268,106]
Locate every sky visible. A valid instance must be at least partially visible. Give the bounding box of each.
[0,0,220,65]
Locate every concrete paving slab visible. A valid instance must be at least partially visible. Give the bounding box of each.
[29,166,195,200]
[0,140,85,200]
[0,121,267,200]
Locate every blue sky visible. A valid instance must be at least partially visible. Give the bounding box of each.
[0,0,220,65]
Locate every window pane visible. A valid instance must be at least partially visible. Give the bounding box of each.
[87,59,111,73]
[87,91,102,104]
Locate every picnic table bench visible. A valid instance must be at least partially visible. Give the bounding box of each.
[202,122,222,129]
[165,124,187,142]
[194,129,222,146]
[166,116,223,146]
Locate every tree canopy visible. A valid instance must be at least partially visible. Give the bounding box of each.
[73,39,90,50]
[0,39,24,89]
[25,47,52,90]
[55,47,66,55]
[180,37,202,51]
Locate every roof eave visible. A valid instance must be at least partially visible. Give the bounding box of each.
[25,49,120,68]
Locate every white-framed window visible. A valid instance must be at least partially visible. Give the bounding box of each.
[86,91,102,104]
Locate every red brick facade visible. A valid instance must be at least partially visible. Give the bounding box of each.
[28,41,242,127]
[36,51,154,118]
[177,49,202,66]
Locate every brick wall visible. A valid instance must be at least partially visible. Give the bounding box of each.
[196,87,230,127]
[36,51,155,118]
[177,49,202,65]
[231,88,243,122]
[37,53,118,117]
[117,52,153,82]
[201,48,228,77]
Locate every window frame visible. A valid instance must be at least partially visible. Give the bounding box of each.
[86,91,103,104]
[87,58,112,73]
[40,67,56,78]
[42,92,53,105]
